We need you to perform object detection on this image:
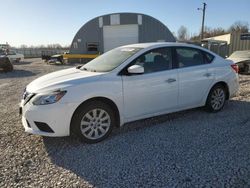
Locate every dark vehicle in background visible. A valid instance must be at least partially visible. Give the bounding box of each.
[227,50,250,74]
[0,55,13,72]
[0,49,13,72]
[41,50,58,61]
[41,51,64,64]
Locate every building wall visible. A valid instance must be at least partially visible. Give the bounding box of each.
[229,32,250,55]
[70,13,176,55]
[203,32,250,57]
[205,34,231,44]
[70,19,102,54]
[139,15,175,43]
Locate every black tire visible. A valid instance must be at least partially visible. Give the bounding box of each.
[4,63,13,72]
[205,85,226,112]
[71,101,115,143]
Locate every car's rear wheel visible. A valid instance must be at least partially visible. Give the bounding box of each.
[206,85,226,112]
[71,101,115,143]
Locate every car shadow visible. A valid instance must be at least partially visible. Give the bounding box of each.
[0,69,37,78]
[43,99,250,187]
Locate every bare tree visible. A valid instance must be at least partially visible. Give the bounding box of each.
[177,26,189,41]
[20,44,28,49]
[229,21,249,33]
[46,44,62,49]
[203,26,227,38]
[190,26,228,41]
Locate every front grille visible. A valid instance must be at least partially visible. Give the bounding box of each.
[34,122,54,133]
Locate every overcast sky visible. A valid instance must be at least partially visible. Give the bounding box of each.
[0,0,249,47]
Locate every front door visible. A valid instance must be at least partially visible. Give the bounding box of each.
[121,47,179,120]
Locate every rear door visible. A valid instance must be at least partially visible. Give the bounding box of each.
[175,47,215,108]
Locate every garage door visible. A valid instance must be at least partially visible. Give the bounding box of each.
[103,24,139,52]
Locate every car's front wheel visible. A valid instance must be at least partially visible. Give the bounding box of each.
[71,101,115,143]
[206,85,226,112]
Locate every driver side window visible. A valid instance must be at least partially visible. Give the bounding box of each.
[133,47,172,74]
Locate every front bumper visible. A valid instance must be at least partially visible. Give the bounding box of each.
[20,99,78,137]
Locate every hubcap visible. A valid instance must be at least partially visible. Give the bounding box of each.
[211,88,225,110]
[80,109,111,140]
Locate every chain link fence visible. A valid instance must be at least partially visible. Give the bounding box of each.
[13,48,68,58]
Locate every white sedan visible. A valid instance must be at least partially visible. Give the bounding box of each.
[20,43,239,143]
[7,51,24,63]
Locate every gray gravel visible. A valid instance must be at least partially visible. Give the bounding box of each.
[0,58,250,187]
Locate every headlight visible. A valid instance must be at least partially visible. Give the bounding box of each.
[32,90,67,105]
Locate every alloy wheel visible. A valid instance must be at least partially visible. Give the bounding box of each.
[210,88,225,110]
[80,108,111,140]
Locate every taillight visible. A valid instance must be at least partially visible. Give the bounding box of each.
[231,64,239,73]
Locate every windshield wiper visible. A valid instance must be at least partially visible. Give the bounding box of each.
[82,67,88,71]
[76,65,83,69]
[78,66,89,71]
[79,66,97,72]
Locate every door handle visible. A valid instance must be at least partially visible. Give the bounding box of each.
[166,78,176,83]
[204,73,212,77]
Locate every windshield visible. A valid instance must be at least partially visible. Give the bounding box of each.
[81,47,142,72]
[230,51,250,59]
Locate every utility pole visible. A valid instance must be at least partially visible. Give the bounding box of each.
[198,3,207,41]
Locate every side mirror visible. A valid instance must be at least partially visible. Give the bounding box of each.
[127,65,144,74]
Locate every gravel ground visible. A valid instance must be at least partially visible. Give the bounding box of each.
[0,58,250,187]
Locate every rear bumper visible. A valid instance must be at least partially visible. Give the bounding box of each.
[229,74,239,98]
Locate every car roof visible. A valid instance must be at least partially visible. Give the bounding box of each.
[122,42,208,50]
[121,42,218,57]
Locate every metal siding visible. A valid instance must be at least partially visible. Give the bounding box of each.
[120,13,138,24]
[69,13,176,58]
[229,32,250,55]
[103,15,110,26]
[103,25,139,52]
[139,15,176,43]
[99,27,104,53]
[70,19,102,54]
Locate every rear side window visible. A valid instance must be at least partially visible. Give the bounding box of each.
[176,47,211,68]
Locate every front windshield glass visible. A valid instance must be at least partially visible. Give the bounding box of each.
[81,47,142,72]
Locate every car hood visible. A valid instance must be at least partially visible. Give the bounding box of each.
[227,57,250,63]
[26,67,104,93]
